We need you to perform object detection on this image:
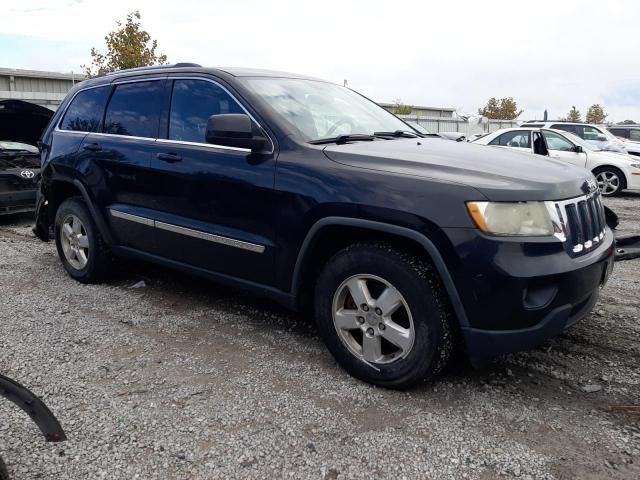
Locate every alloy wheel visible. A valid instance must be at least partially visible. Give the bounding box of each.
[60,214,90,270]
[596,171,620,196]
[332,274,415,365]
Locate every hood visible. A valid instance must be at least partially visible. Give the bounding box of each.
[589,149,640,165]
[323,138,593,201]
[0,99,54,146]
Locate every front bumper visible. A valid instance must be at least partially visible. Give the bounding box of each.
[0,189,36,215]
[438,227,615,365]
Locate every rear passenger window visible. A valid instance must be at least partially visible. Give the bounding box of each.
[60,86,111,132]
[489,130,531,148]
[104,81,165,138]
[168,79,244,143]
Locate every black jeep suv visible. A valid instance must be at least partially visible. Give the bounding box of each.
[34,64,615,388]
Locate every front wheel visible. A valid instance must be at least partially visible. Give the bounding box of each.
[314,243,455,389]
[593,167,626,196]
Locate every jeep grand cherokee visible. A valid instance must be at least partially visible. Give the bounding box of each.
[34,64,615,388]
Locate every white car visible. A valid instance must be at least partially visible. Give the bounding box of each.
[522,121,631,155]
[473,127,640,196]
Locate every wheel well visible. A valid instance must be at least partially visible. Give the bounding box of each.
[592,165,627,189]
[294,225,431,312]
[48,181,83,222]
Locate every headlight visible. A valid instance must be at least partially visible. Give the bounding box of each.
[630,163,640,169]
[466,201,554,236]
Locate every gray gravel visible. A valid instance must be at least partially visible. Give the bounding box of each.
[1,194,639,479]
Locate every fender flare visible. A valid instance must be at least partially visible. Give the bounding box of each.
[0,375,66,442]
[70,179,115,245]
[291,217,469,327]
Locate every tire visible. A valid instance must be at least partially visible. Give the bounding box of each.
[54,197,112,283]
[0,455,8,480]
[314,242,455,389]
[593,166,626,197]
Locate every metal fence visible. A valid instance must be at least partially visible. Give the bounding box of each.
[398,115,518,136]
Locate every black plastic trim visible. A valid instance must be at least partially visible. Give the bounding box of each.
[290,217,470,327]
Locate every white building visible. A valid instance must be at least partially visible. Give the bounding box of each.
[0,68,85,111]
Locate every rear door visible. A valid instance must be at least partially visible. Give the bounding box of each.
[79,78,168,252]
[148,77,277,285]
[541,129,587,167]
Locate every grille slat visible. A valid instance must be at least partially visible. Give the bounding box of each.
[560,191,605,256]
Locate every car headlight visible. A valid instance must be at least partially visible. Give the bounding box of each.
[466,201,554,236]
[630,163,640,169]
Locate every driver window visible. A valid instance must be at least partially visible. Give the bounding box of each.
[542,131,574,151]
[169,79,244,143]
[582,126,602,141]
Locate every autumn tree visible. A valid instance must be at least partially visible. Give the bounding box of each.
[393,99,413,115]
[82,11,167,77]
[566,106,582,122]
[478,97,523,120]
[586,104,607,124]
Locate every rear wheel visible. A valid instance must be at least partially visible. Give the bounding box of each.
[593,166,625,196]
[314,243,455,389]
[54,197,112,283]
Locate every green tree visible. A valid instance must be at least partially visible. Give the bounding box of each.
[620,119,637,124]
[478,97,523,120]
[585,104,607,124]
[393,99,413,115]
[82,11,168,77]
[566,106,582,122]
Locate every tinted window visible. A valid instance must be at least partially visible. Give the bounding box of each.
[551,124,580,136]
[60,86,111,132]
[630,130,640,141]
[489,130,531,148]
[542,131,574,151]
[169,79,244,143]
[104,81,165,138]
[609,128,628,139]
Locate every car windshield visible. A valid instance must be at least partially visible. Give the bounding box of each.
[560,131,599,151]
[0,141,39,154]
[241,78,415,142]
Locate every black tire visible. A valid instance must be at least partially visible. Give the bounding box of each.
[593,166,626,197]
[0,455,9,480]
[314,242,455,389]
[54,197,112,283]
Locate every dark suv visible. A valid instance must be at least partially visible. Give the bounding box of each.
[35,64,615,388]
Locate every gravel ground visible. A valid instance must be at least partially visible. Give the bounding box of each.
[1,194,639,480]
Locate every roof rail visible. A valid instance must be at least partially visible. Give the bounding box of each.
[104,63,203,76]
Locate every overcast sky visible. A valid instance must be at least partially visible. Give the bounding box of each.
[1,0,639,121]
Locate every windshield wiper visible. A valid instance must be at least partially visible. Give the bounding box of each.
[309,134,376,145]
[373,130,420,139]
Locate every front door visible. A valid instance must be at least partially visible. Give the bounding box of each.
[541,130,587,168]
[149,77,277,286]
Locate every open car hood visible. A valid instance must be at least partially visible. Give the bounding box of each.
[0,99,54,146]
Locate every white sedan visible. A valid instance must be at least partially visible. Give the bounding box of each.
[473,127,640,196]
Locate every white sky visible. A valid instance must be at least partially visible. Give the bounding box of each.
[2,0,639,121]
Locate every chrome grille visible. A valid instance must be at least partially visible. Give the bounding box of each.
[550,191,606,256]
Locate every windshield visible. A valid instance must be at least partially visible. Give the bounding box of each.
[0,141,39,154]
[241,78,414,142]
[560,131,599,151]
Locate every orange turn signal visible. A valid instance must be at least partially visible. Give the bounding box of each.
[466,202,489,233]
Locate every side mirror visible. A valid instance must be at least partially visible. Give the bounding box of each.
[206,114,267,152]
[574,145,583,153]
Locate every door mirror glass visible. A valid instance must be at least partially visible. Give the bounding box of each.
[574,145,583,153]
[206,114,266,151]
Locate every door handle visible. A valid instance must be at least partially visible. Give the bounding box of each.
[156,152,182,163]
[83,143,102,152]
